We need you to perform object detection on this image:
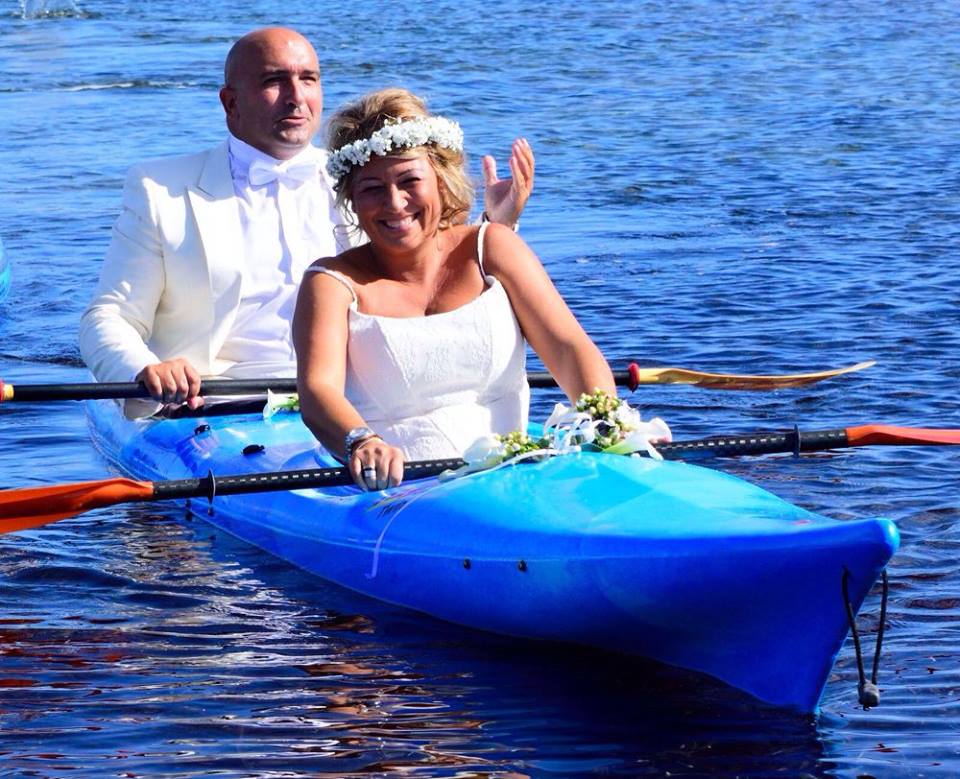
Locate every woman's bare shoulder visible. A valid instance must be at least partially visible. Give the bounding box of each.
[307,246,368,278]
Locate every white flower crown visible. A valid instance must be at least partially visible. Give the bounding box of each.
[326,115,464,181]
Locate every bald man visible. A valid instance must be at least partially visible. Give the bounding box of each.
[79,27,534,416]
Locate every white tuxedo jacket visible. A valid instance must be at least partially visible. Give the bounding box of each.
[79,142,353,388]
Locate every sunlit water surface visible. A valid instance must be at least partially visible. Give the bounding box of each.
[0,1,958,776]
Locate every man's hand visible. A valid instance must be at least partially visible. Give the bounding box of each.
[482,137,534,228]
[136,358,204,412]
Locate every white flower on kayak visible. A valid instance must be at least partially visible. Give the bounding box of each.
[263,390,300,419]
[613,400,642,432]
[554,389,671,456]
[442,390,672,480]
[463,434,505,465]
[602,416,673,460]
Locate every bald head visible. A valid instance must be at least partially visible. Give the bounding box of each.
[223,27,313,86]
[219,27,323,160]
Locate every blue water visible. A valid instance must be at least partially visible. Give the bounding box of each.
[1,0,959,775]
[0,236,9,301]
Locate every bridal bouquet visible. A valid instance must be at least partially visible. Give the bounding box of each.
[445,389,672,480]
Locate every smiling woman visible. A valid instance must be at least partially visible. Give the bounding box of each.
[292,87,614,493]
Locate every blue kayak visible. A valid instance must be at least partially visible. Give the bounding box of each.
[87,399,898,712]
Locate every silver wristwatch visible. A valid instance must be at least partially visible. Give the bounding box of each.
[344,426,378,458]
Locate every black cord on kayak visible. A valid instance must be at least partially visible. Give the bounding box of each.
[842,567,888,708]
[872,570,889,696]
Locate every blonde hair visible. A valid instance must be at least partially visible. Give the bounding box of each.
[326,88,474,229]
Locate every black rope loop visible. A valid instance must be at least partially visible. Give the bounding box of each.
[841,566,889,709]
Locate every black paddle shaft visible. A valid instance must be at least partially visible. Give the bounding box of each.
[150,458,467,502]
[150,427,853,504]
[657,427,850,459]
[7,374,591,402]
[526,370,633,389]
[7,371,646,403]
[5,378,300,402]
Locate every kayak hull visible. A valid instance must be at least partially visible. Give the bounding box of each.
[88,400,898,712]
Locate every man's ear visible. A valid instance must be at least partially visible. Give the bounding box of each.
[219,86,236,118]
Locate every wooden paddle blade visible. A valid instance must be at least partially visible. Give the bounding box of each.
[0,478,155,533]
[629,360,875,390]
[845,425,960,447]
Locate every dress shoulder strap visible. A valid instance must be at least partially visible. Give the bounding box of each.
[304,266,358,307]
[476,221,491,277]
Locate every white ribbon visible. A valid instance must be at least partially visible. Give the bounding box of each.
[543,402,596,452]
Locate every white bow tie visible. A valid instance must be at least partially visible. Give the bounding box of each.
[247,157,319,188]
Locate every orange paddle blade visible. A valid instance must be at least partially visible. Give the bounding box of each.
[0,477,155,533]
[846,425,960,447]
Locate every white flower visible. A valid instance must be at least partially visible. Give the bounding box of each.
[463,434,505,464]
[368,134,390,155]
[263,391,300,419]
[439,434,507,482]
[614,401,642,432]
[602,417,673,460]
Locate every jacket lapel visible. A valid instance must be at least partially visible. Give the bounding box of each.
[187,142,245,370]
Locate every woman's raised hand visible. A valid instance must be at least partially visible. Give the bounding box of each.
[482,137,535,227]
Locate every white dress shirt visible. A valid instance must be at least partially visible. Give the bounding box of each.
[217,134,345,378]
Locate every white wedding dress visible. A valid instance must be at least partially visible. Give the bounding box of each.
[307,222,530,460]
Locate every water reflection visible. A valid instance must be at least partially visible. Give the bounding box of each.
[0,501,833,776]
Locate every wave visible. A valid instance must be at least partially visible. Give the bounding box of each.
[0,351,86,368]
[16,0,91,19]
[0,79,205,94]
[61,79,201,92]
